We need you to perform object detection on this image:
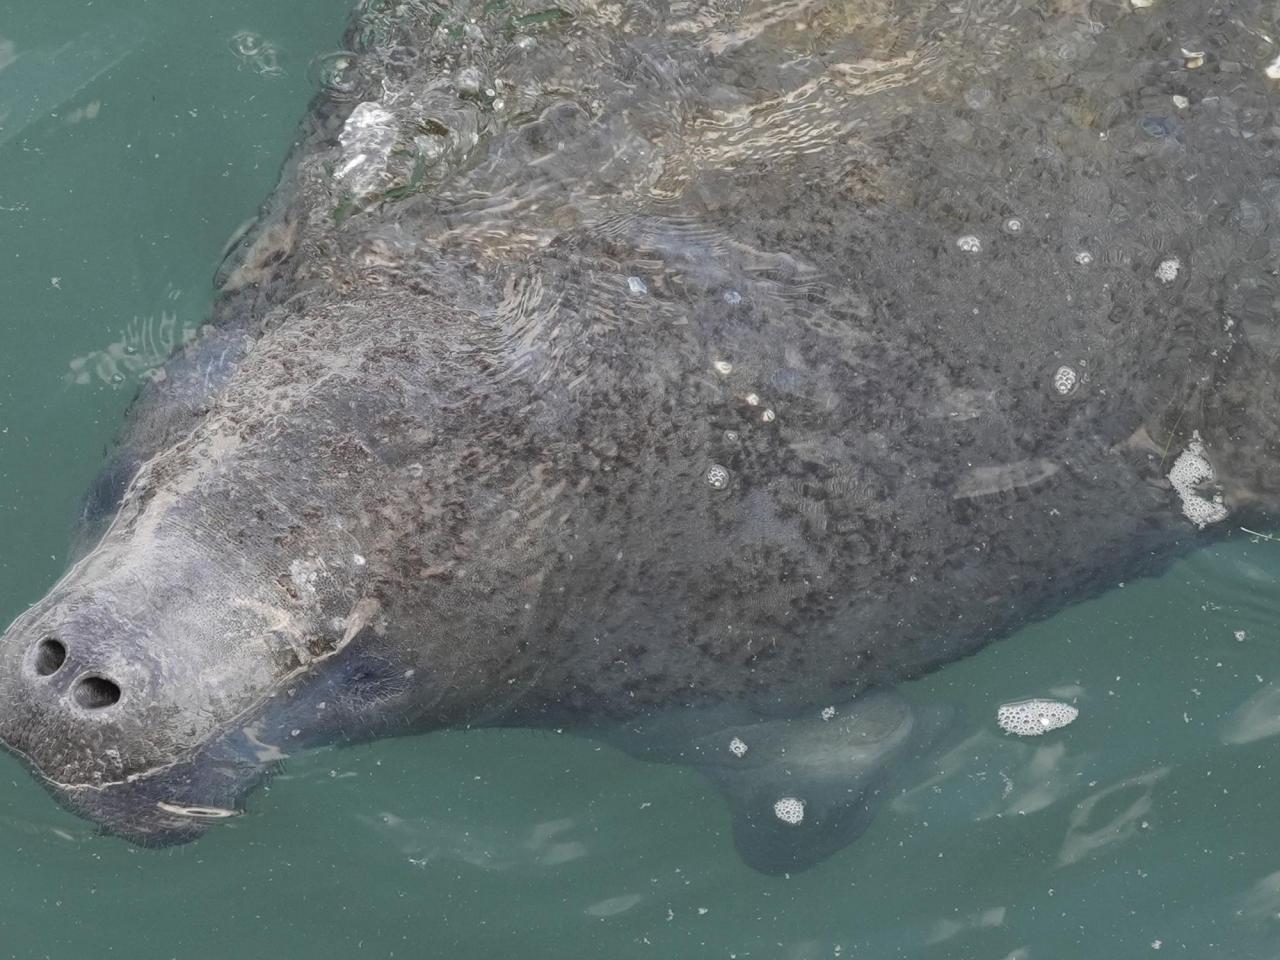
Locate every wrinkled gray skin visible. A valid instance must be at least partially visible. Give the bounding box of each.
[1,0,1278,870]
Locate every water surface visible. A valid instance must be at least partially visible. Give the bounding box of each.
[2,1,1280,957]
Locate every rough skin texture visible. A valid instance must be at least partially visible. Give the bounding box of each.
[0,0,1276,845]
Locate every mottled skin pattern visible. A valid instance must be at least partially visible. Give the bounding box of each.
[0,0,1277,852]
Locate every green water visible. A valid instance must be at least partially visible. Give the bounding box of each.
[2,1,1280,958]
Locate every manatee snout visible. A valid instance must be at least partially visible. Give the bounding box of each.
[0,599,165,786]
[0,529,311,843]
[0,611,183,841]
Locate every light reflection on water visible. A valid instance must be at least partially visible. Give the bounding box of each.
[1,0,1280,958]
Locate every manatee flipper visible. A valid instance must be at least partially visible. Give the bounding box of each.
[596,691,948,874]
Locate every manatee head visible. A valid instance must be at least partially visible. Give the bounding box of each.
[0,422,380,844]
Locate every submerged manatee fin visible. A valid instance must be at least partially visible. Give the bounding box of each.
[595,690,948,874]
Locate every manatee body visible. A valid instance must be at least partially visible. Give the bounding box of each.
[1,0,1277,870]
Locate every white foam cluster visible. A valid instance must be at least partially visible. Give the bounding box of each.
[996,699,1079,736]
[1155,257,1181,283]
[728,737,748,758]
[773,797,805,825]
[956,235,982,253]
[1052,365,1078,396]
[705,464,731,490]
[1168,430,1228,529]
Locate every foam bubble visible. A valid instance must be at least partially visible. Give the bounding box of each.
[1052,365,1078,396]
[996,699,1079,736]
[1155,257,1181,283]
[773,797,805,825]
[728,737,748,758]
[705,464,731,490]
[1167,430,1228,528]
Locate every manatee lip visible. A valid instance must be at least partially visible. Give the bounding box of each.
[0,735,251,843]
[33,724,273,846]
[52,784,213,847]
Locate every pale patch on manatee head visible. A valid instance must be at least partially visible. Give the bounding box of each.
[229,596,315,668]
[288,560,322,599]
[288,558,326,600]
[231,597,304,638]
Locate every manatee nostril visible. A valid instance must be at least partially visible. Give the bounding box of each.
[74,675,121,709]
[33,637,67,676]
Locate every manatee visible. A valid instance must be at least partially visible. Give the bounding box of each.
[1,0,1277,873]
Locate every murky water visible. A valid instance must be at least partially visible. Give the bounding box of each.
[2,0,1280,957]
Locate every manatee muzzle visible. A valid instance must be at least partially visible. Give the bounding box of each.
[0,581,397,843]
[0,573,308,844]
[50,730,271,846]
